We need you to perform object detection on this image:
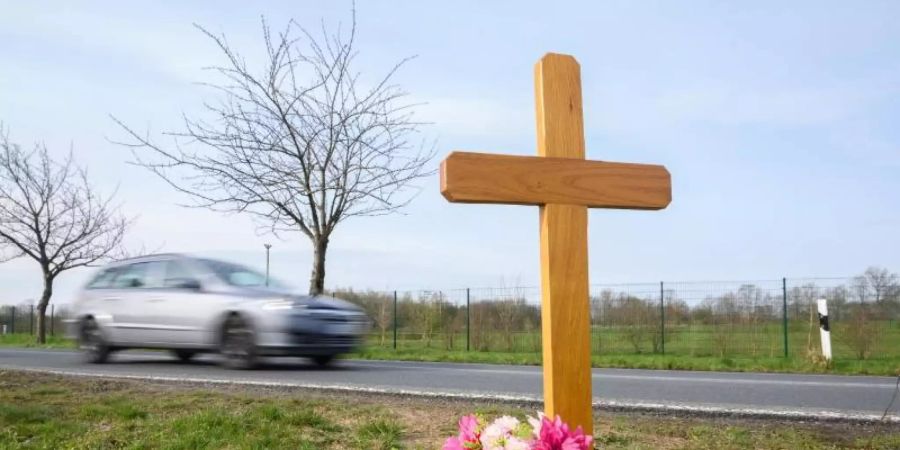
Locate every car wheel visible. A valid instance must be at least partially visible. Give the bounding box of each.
[312,355,335,367]
[79,318,110,364]
[220,315,257,369]
[172,349,196,362]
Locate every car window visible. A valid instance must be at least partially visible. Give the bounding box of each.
[163,260,198,288]
[202,259,283,288]
[86,267,120,289]
[110,262,151,289]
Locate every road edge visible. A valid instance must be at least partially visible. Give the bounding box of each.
[4,366,897,424]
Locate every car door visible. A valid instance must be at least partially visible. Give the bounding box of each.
[105,260,167,345]
[99,262,156,344]
[147,258,221,347]
[79,265,126,341]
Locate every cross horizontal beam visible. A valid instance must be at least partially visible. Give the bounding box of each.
[440,151,671,209]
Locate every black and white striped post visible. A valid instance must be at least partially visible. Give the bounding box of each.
[817,298,832,362]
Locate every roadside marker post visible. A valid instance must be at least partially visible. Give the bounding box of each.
[817,298,832,362]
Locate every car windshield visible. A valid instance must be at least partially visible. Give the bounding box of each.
[202,259,286,289]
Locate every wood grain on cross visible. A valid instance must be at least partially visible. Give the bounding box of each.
[440,53,671,435]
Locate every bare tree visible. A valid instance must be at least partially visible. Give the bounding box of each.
[369,292,393,347]
[114,10,433,295]
[0,129,129,343]
[443,305,465,351]
[861,267,900,312]
[410,291,440,348]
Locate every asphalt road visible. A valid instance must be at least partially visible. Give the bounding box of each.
[1,348,898,422]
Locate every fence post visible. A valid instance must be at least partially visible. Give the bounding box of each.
[30,305,34,335]
[50,304,55,337]
[392,291,398,350]
[782,277,788,358]
[660,281,665,355]
[466,288,471,352]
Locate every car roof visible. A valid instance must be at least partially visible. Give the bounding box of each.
[105,253,189,267]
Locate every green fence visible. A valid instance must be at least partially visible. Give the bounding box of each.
[335,276,900,360]
[5,275,896,362]
[0,304,68,336]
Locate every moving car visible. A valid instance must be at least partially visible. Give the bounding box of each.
[66,253,370,368]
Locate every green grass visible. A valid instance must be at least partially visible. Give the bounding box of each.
[1,370,898,449]
[0,333,75,349]
[375,321,900,359]
[352,346,900,376]
[0,371,403,449]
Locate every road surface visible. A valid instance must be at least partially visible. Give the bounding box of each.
[1,348,897,422]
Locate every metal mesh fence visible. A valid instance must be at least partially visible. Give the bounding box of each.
[0,304,68,336]
[787,278,900,360]
[4,276,896,361]
[334,276,899,360]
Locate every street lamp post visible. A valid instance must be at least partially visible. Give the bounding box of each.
[264,243,272,287]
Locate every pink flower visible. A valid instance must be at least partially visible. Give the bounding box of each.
[442,414,482,450]
[530,415,593,450]
[442,437,466,450]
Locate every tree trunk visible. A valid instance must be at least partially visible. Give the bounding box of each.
[309,236,329,296]
[36,272,53,344]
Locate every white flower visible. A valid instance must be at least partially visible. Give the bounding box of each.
[527,412,546,437]
[492,416,520,433]
[502,436,530,450]
[480,416,522,450]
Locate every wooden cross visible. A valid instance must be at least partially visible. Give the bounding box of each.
[440,53,671,435]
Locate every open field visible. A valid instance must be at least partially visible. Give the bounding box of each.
[370,322,900,360]
[2,370,899,449]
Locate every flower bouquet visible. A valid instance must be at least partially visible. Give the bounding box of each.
[443,413,593,450]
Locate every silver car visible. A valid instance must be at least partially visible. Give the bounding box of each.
[66,253,370,368]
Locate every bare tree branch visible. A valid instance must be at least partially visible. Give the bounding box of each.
[0,125,131,342]
[113,7,434,294]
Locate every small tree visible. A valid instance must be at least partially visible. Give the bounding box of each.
[494,284,528,352]
[369,293,393,347]
[859,267,900,318]
[443,305,465,351]
[0,129,129,343]
[844,303,876,360]
[619,295,652,354]
[114,10,433,295]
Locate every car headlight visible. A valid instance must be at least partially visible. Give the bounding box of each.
[261,300,306,310]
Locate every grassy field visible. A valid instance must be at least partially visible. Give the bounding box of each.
[377,321,900,359]
[2,370,899,449]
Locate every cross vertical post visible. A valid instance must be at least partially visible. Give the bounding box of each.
[534,54,593,434]
[440,52,671,439]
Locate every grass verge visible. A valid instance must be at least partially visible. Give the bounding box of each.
[1,370,899,449]
[352,346,900,376]
[0,333,75,349]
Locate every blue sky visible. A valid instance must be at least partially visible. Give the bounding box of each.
[1,1,898,304]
